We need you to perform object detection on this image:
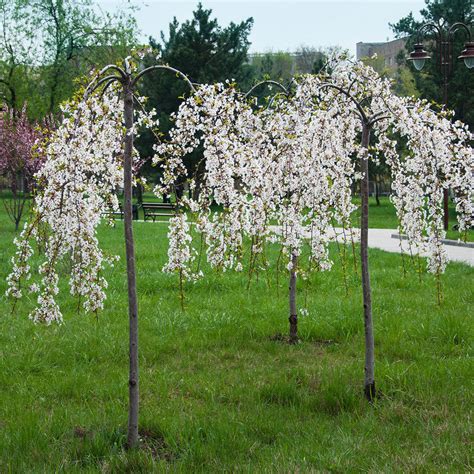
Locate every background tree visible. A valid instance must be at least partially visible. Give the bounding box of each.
[0,0,38,113]
[0,0,137,119]
[34,0,137,115]
[246,46,327,89]
[138,3,253,183]
[391,0,474,127]
[0,105,45,230]
[361,53,419,98]
[295,45,327,74]
[248,51,295,85]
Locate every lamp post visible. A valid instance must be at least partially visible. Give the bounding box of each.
[408,22,474,231]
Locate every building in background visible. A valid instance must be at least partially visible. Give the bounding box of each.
[356,38,407,69]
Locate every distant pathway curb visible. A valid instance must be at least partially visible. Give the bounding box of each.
[391,233,474,249]
[269,226,474,267]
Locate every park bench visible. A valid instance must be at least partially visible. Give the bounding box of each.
[102,203,140,220]
[142,202,176,222]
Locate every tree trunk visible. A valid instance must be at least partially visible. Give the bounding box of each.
[288,253,298,344]
[123,83,140,448]
[375,177,380,206]
[136,181,143,206]
[360,123,376,401]
[443,188,449,231]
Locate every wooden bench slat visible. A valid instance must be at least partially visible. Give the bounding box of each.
[141,202,177,222]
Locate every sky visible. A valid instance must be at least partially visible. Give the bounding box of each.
[98,0,425,56]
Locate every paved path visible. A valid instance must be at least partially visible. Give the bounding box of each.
[272,226,474,267]
[343,228,473,267]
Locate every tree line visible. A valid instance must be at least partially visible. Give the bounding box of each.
[1,0,472,229]
[2,0,472,124]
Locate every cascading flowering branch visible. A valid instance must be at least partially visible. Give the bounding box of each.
[309,60,473,275]
[153,79,360,289]
[267,79,359,272]
[386,101,473,274]
[5,78,160,325]
[6,93,125,324]
[154,83,256,280]
[154,61,472,352]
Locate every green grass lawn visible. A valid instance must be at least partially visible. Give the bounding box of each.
[0,199,473,472]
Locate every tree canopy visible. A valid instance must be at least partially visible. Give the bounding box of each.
[391,0,474,127]
[0,0,137,118]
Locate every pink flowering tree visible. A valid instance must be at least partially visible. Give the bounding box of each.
[0,106,45,230]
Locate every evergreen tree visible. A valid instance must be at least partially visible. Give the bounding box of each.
[138,3,253,184]
[391,0,474,127]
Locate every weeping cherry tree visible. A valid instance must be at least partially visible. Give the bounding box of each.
[6,52,196,449]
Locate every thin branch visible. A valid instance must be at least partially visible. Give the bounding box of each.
[85,75,122,98]
[318,82,367,124]
[99,78,121,98]
[83,64,127,99]
[244,80,289,99]
[132,65,196,92]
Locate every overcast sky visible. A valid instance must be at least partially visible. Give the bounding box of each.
[98,0,425,56]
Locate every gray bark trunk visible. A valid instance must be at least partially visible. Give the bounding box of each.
[360,123,376,401]
[124,83,140,447]
[289,253,298,344]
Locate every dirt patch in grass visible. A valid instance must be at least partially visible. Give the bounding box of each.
[269,332,301,344]
[138,428,177,461]
[312,339,337,347]
[73,426,94,440]
[269,332,289,343]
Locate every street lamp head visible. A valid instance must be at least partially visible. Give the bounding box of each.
[408,43,431,71]
[458,41,474,69]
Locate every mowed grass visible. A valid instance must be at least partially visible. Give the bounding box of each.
[0,201,473,472]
